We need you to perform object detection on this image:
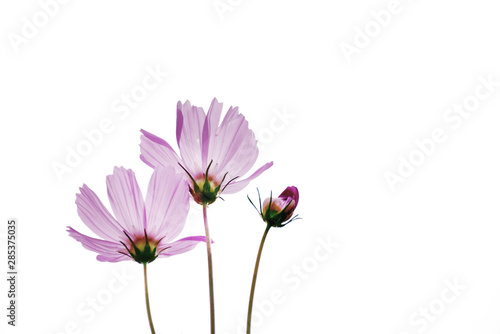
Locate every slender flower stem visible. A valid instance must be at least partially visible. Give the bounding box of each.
[143,263,156,334]
[203,203,216,334]
[247,224,272,334]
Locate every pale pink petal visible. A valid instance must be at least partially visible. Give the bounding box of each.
[106,167,146,236]
[202,121,210,169]
[176,101,184,145]
[140,129,182,172]
[217,130,259,180]
[177,100,205,174]
[145,166,190,242]
[96,253,130,262]
[222,162,274,194]
[209,108,260,179]
[158,236,207,257]
[207,106,241,172]
[75,184,125,240]
[202,98,223,166]
[67,227,129,263]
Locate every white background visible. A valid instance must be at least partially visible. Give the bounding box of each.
[1,0,500,333]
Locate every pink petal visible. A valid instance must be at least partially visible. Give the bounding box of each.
[96,254,130,262]
[279,186,299,207]
[209,108,260,179]
[177,100,205,174]
[158,236,207,257]
[106,167,146,236]
[67,227,129,263]
[202,120,210,168]
[140,129,182,172]
[176,101,184,145]
[222,161,274,194]
[145,166,190,242]
[202,98,223,167]
[75,184,125,240]
[208,107,243,171]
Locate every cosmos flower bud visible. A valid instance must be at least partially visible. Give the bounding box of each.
[246,186,302,333]
[249,186,300,227]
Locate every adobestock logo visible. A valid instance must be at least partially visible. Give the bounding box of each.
[385,74,499,191]
[397,278,466,334]
[212,0,244,21]
[51,64,168,183]
[339,0,418,64]
[47,267,135,334]
[7,0,72,54]
[223,235,340,334]
[256,106,296,152]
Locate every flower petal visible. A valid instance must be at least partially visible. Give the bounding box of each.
[75,184,124,240]
[176,100,184,145]
[96,254,130,262]
[208,107,260,181]
[279,186,299,207]
[106,167,146,236]
[140,129,182,172]
[177,100,206,174]
[202,98,223,167]
[67,227,129,263]
[222,161,274,194]
[158,236,207,257]
[145,166,190,242]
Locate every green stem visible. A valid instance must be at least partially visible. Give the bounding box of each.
[247,224,272,334]
[143,263,156,334]
[203,203,216,334]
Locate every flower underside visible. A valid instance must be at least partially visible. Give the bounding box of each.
[119,230,169,264]
[178,160,238,205]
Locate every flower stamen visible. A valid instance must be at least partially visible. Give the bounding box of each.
[219,175,239,194]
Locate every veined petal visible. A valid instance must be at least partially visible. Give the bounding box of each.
[158,236,207,257]
[75,184,124,240]
[176,101,184,145]
[177,100,205,174]
[218,131,259,180]
[208,107,242,172]
[222,161,273,194]
[145,166,190,242]
[96,253,130,262]
[209,107,259,179]
[140,129,182,172]
[106,167,146,236]
[202,98,223,167]
[67,227,129,263]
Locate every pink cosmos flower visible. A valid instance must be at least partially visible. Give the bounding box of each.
[140,98,273,205]
[67,166,205,263]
